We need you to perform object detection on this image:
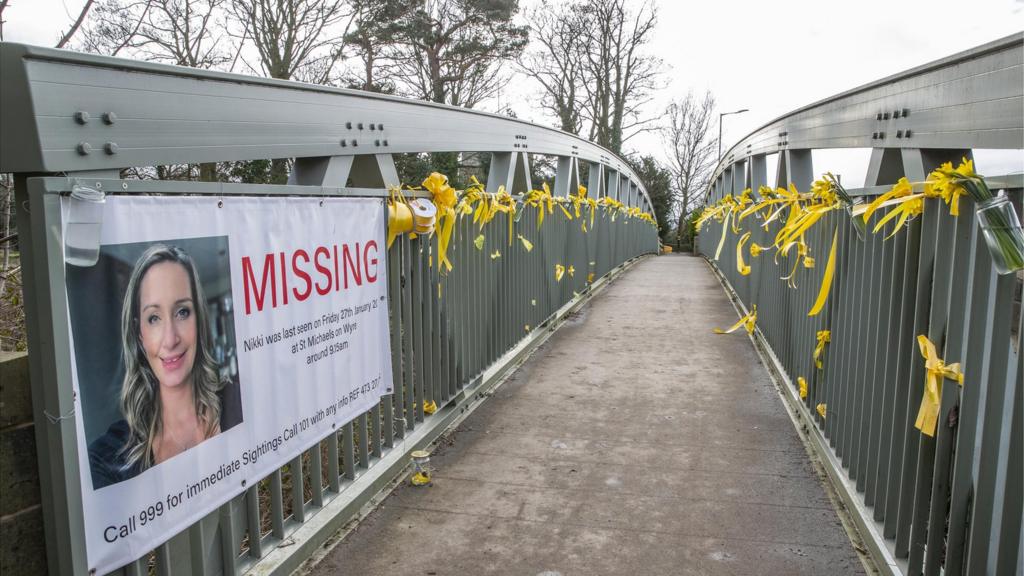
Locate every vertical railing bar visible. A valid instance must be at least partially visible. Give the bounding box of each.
[862,226,886,497]
[855,227,881,489]
[357,413,370,468]
[290,454,305,524]
[188,516,208,576]
[245,485,263,559]
[415,236,428,419]
[270,470,285,539]
[219,500,238,576]
[964,271,1017,574]
[327,427,341,492]
[155,542,173,576]
[126,557,147,576]
[309,443,324,508]
[944,208,992,574]
[401,235,415,430]
[822,215,847,434]
[883,210,921,541]
[907,203,954,573]
[874,220,906,521]
[845,228,868,474]
[431,233,443,405]
[388,236,404,441]
[992,344,1022,576]
[837,225,862,461]
[453,217,465,388]
[894,210,934,558]
[922,201,974,576]
[342,423,356,481]
[370,404,383,458]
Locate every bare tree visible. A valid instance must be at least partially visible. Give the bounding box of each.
[519,0,585,134]
[663,91,717,247]
[132,0,228,67]
[57,0,97,47]
[0,0,94,45]
[578,0,661,153]
[341,0,408,93]
[230,0,351,81]
[229,0,352,182]
[524,0,661,153]
[0,1,8,41]
[79,0,228,67]
[77,0,153,57]
[391,0,528,108]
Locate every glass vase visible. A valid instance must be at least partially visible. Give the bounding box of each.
[976,193,1024,275]
[845,197,867,241]
[64,183,106,267]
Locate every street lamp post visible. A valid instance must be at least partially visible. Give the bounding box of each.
[718,109,749,162]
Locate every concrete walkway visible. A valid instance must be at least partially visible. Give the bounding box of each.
[308,255,866,576]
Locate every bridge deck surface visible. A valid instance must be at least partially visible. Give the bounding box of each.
[308,255,865,575]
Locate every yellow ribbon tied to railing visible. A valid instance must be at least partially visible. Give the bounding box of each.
[816,403,827,419]
[387,186,414,249]
[798,377,808,399]
[714,304,757,335]
[814,330,831,370]
[914,335,964,437]
[808,227,838,316]
[736,232,752,275]
[422,172,458,273]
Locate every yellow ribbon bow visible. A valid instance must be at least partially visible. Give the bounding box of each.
[816,403,827,419]
[422,173,458,273]
[914,335,964,437]
[798,377,808,399]
[714,304,757,335]
[736,232,752,275]
[814,330,831,370]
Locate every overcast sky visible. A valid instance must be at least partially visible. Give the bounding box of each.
[3,0,1022,182]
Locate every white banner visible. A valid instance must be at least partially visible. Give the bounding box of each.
[63,196,393,572]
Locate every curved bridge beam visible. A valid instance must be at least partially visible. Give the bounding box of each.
[0,42,650,211]
[709,32,1022,200]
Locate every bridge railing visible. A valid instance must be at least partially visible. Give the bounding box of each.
[698,33,1022,576]
[0,42,658,575]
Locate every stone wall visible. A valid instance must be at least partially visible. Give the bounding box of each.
[0,352,47,574]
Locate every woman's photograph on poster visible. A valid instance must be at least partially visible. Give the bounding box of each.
[66,237,243,490]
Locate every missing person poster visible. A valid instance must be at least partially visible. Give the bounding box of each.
[62,196,393,573]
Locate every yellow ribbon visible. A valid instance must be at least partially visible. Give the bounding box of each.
[798,377,808,399]
[714,304,757,335]
[814,330,831,369]
[816,403,827,419]
[555,264,565,282]
[808,227,838,316]
[422,173,458,273]
[387,189,413,249]
[715,211,731,261]
[736,232,752,275]
[423,399,438,415]
[914,335,964,437]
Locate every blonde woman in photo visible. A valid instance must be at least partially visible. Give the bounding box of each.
[88,244,241,489]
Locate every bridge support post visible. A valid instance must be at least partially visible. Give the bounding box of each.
[288,154,400,188]
[554,156,580,197]
[486,151,531,193]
